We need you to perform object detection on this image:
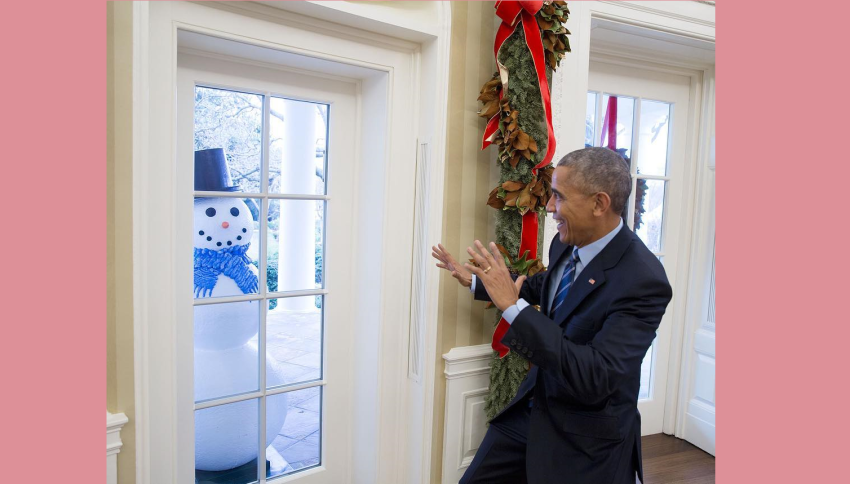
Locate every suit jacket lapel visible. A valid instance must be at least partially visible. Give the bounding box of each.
[553,224,634,325]
[554,265,606,324]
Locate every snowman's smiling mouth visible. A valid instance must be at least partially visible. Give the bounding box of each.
[199,229,247,248]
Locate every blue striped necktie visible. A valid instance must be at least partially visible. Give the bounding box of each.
[551,248,580,316]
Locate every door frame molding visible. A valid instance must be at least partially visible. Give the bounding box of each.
[551,1,714,436]
[131,2,451,483]
[674,67,715,451]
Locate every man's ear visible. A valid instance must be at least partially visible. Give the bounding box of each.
[593,192,612,215]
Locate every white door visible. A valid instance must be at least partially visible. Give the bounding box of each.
[681,239,716,455]
[177,51,357,483]
[586,60,692,435]
[679,138,716,454]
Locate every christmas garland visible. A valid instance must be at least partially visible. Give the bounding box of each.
[477,1,571,420]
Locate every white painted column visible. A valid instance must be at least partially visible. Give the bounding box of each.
[278,99,317,310]
[107,411,128,484]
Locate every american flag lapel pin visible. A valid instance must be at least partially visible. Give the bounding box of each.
[589,278,596,285]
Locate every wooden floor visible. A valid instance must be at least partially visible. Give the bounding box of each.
[641,434,715,484]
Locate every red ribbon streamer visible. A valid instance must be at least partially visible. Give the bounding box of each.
[600,96,618,150]
[485,1,557,358]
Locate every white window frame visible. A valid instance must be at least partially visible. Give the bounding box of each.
[184,71,343,482]
[131,2,451,483]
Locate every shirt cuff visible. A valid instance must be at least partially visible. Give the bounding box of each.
[502,298,530,324]
[470,275,477,293]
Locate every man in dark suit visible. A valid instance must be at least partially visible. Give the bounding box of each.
[433,147,672,484]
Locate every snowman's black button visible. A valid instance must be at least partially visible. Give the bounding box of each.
[242,228,247,233]
[199,230,204,235]
[227,241,232,246]
[237,236,242,240]
[206,236,212,241]
[216,242,222,247]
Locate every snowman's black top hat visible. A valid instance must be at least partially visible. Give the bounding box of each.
[195,148,240,192]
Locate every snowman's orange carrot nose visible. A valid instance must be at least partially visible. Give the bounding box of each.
[221,221,230,229]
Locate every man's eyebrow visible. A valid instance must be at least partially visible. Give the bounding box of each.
[551,187,565,198]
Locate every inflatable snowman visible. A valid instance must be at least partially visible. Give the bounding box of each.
[193,148,289,472]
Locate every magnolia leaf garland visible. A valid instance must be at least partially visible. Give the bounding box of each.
[496,244,545,277]
[477,76,502,119]
[479,78,540,169]
[538,1,572,70]
[479,2,571,420]
[487,165,554,216]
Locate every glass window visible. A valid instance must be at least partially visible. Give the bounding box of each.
[584,91,673,402]
[193,87,329,480]
[585,92,597,147]
[266,297,323,388]
[267,200,324,293]
[193,197,261,298]
[637,99,671,176]
[194,399,260,484]
[269,98,328,196]
[600,94,635,159]
[635,180,666,253]
[194,87,263,193]
[267,388,322,478]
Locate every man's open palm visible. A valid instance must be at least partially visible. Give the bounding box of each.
[432,243,472,287]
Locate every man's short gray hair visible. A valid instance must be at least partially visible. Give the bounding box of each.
[556,147,632,214]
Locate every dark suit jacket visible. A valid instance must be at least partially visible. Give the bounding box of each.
[474,225,672,484]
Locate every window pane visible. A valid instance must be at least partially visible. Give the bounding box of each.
[194,398,261,483]
[267,387,322,477]
[194,197,261,298]
[638,99,671,176]
[194,301,261,402]
[634,179,666,253]
[600,94,635,159]
[269,97,329,196]
[639,345,653,400]
[267,296,323,388]
[585,92,597,147]
[194,87,263,193]
[267,200,324,293]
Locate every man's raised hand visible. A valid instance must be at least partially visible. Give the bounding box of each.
[464,240,527,312]
[432,243,473,288]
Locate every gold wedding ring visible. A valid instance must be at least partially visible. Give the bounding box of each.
[483,266,492,274]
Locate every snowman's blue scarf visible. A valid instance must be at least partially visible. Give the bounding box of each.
[194,244,258,297]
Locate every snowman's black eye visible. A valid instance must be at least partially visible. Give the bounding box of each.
[206,236,212,241]
[230,207,240,217]
[205,208,216,217]
[242,228,247,233]
[199,230,204,236]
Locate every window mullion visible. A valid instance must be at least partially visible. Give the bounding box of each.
[192,294,265,306]
[258,92,271,484]
[631,98,641,177]
[193,190,265,199]
[595,92,604,147]
[626,98,642,231]
[195,390,265,411]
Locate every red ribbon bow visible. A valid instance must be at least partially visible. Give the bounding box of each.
[484,1,557,358]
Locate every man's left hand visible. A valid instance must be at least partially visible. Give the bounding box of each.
[464,240,527,312]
